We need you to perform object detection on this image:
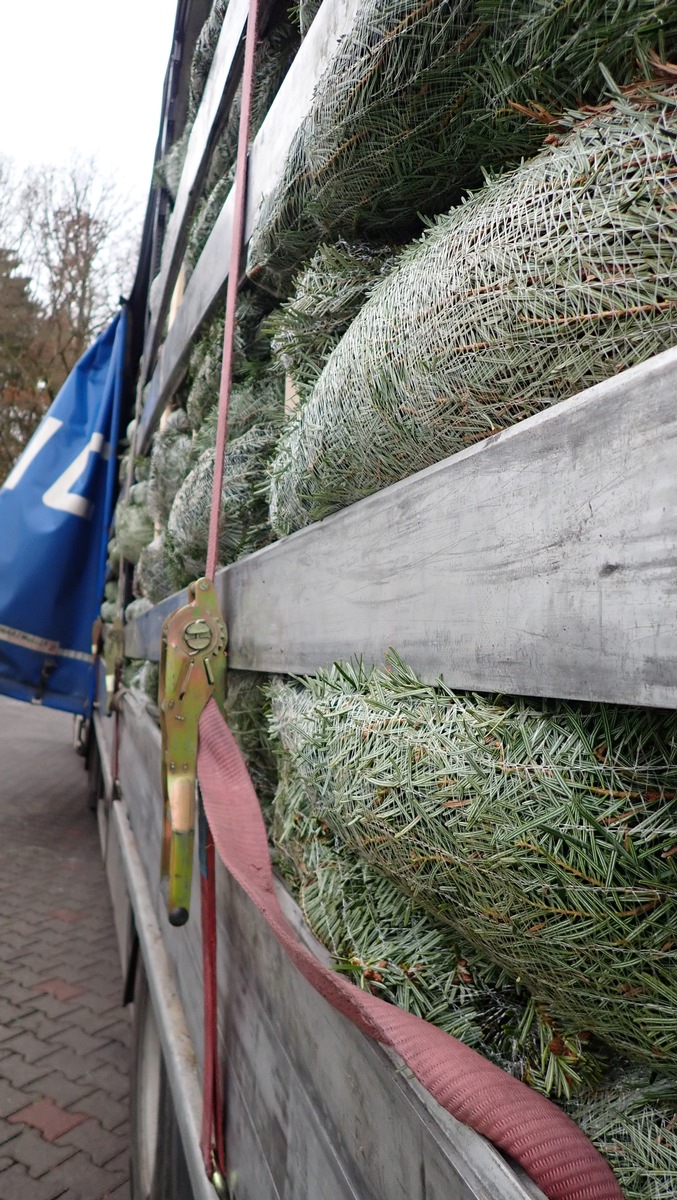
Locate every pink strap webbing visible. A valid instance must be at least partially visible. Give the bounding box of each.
[197,698,622,1200]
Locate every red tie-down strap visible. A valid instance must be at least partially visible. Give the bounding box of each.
[197,698,623,1200]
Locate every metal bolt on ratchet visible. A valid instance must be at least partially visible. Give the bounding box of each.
[159,579,227,926]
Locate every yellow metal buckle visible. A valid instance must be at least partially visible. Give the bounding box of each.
[159,579,227,926]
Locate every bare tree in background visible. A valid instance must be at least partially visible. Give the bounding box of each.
[19,157,136,397]
[0,156,139,482]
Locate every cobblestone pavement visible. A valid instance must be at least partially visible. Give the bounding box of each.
[0,695,130,1200]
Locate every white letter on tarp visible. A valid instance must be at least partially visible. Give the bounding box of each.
[2,417,63,491]
[43,433,110,519]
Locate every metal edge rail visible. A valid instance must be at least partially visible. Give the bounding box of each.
[111,800,216,1200]
[126,344,677,709]
[138,0,364,451]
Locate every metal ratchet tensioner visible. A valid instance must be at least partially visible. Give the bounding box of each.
[159,578,227,927]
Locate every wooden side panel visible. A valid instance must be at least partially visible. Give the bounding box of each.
[215,867,543,1200]
[116,698,543,1200]
[127,347,677,709]
[117,691,205,1071]
[104,812,133,976]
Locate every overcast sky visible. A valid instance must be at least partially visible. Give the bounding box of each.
[0,0,177,211]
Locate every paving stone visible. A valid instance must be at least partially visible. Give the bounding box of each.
[64,1008,125,1038]
[53,1027,107,1059]
[42,1150,126,1200]
[74,1090,129,1133]
[0,1122,21,1149]
[27,1048,89,1084]
[33,980,86,1004]
[1,1032,55,1064]
[8,1097,88,1142]
[29,994,81,1021]
[25,1073,96,1110]
[0,1052,53,1089]
[0,1162,69,1200]
[0,1084,33,1120]
[2,1126,76,1178]
[0,697,130,1197]
[76,1063,128,1103]
[106,1183,131,1200]
[101,1149,129,1175]
[49,910,86,925]
[10,1014,68,1044]
[0,1003,24,1028]
[0,980,43,1009]
[56,1118,127,1167]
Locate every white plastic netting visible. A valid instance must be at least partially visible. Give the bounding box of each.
[185,23,300,275]
[114,482,154,566]
[147,409,193,526]
[135,534,176,604]
[568,1071,677,1200]
[247,0,677,297]
[271,685,606,1100]
[269,84,677,535]
[266,241,399,398]
[269,653,677,1074]
[165,422,281,588]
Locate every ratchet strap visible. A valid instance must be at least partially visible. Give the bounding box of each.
[197,0,261,1185]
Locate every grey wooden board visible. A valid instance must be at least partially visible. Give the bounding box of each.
[109,797,215,1200]
[117,696,543,1200]
[140,0,250,389]
[127,346,677,709]
[102,799,133,978]
[138,0,364,450]
[117,689,205,1072]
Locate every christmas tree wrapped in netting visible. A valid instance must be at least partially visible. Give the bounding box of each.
[268,83,677,534]
[297,0,322,37]
[270,684,607,1100]
[188,0,229,120]
[269,653,677,1073]
[247,0,677,297]
[114,482,154,566]
[147,409,193,526]
[265,241,399,399]
[568,1071,677,1200]
[185,23,300,275]
[135,535,176,604]
[164,372,285,587]
[165,425,278,586]
[185,294,273,431]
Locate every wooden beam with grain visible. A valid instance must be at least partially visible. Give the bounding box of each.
[125,346,677,709]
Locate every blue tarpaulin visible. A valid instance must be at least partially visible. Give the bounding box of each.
[0,311,127,715]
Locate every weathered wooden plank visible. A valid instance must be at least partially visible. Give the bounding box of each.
[126,347,677,709]
[140,0,250,391]
[138,0,365,450]
[117,691,205,1068]
[110,799,215,1200]
[215,865,544,1200]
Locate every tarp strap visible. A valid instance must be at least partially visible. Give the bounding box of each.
[200,0,261,1180]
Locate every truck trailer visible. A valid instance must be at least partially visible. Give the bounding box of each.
[86,2,677,1198]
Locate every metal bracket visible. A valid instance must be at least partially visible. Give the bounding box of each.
[159,579,227,927]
